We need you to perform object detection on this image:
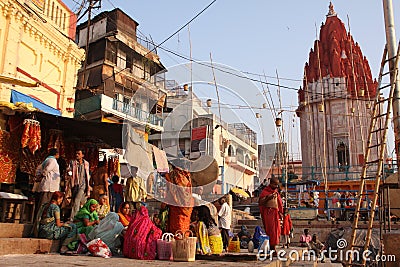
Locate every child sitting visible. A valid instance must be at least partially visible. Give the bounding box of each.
[308,234,325,262]
[300,228,312,247]
[97,194,110,220]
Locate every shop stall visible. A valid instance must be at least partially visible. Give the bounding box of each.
[0,109,124,222]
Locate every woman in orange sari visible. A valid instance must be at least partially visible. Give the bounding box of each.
[118,201,132,228]
[165,161,193,234]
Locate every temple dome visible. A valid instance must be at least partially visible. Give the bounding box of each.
[301,2,377,101]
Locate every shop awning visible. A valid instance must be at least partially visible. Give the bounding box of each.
[11,90,61,116]
[35,112,124,148]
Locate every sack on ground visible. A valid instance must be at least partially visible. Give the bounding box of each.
[86,238,111,258]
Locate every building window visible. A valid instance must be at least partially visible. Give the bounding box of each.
[245,154,251,166]
[227,145,235,157]
[337,142,350,171]
[122,96,131,114]
[117,50,126,69]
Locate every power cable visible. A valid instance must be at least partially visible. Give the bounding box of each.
[144,0,217,55]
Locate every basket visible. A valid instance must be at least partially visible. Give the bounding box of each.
[227,238,240,253]
[172,230,197,262]
[157,233,174,260]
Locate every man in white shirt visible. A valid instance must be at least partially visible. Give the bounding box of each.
[192,186,204,206]
[37,148,60,210]
[218,196,232,251]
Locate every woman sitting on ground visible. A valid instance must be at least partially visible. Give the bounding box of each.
[196,205,223,255]
[118,201,132,228]
[97,194,110,220]
[37,191,78,253]
[237,225,252,248]
[88,212,124,254]
[252,226,266,249]
[73,199,100,236]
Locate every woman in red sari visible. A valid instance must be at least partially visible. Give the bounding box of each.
[258,177,283,253]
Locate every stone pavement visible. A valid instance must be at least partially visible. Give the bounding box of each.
[0,254,342,267]
[0,254,273,267]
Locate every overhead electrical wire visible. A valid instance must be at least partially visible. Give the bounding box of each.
[75,3,384,100]
[144,0,217,55]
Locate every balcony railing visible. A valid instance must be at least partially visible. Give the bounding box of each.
[74,94,163,129]
[112,98,163,127]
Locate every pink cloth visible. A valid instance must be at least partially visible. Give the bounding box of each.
[123,206,162,260]
[300,234,312,243]
[153,146,169,173]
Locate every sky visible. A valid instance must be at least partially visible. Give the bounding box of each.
[63,0,400,159]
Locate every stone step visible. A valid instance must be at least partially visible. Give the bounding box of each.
[237,219,262,225]
[0,223,33,238]
[289,262,317,267]
[0,238,59,255]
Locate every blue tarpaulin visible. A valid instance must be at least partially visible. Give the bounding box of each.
[10,90,61,116]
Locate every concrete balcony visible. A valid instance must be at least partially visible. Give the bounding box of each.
[225,156,257,175]
[75,94,163,131]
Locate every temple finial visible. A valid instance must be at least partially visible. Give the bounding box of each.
[327,2,337,17]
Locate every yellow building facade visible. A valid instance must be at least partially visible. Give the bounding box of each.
[0,0,84,117]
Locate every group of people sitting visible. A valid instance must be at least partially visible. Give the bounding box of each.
[35,190,144,255]
[34,188,235,258]
[300,228,325,262]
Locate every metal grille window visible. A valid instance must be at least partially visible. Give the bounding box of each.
[337,142,350,171]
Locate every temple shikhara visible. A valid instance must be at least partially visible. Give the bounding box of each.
[297,3,380,185]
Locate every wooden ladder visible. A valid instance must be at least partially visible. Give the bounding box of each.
[347,43,400,267]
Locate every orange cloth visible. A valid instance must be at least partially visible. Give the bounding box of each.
[282,214,292,235]
[259,186,283,246]
[118,212,131,227]
[165,168,193,234]
[118,204,132,227]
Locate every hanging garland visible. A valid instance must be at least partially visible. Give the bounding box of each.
[21,118,41,154]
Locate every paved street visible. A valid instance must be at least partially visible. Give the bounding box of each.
[0,254,272,267]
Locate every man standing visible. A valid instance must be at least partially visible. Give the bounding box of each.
[192,186,204,206]
[37,148,60,210]
[90,158,108,201]
[258,177,283,253]
[218,196,232,252]
[124,166,147,209]
[68,149,91,221]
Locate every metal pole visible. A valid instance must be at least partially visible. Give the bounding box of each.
[188,25,194,160]
[81,0,93,89]
[383,0,400,174]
